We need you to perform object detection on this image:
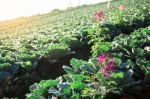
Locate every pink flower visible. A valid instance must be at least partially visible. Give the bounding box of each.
[94,10,105,21]
[98,54,108,63]
[119,5,126,11]
[99,57,117,78]
[100,68,111,77]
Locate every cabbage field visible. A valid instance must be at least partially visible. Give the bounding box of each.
[0,0,150,98]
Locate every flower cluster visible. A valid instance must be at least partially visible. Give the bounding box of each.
[98,54,117,77]
[119,5,126,11]
[94,10,105,21]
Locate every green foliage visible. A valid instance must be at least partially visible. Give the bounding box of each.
[0,63,11,70]
[111,72,124,79]
[0,0,150,98]
[92,42,112,57]
[27,57,125,98]
[0,0,150,71]
[46,44,68,59]
[112,28,150,75]
[70,82,86,90]
[60,37,85,49]
[27,79,59,98]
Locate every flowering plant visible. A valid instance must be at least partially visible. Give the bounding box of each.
[119,5,126,11]
[98,54,117,77]
[94,10,105,22]
[27,54,125,99]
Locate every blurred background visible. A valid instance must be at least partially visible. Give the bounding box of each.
[0,0,109,21]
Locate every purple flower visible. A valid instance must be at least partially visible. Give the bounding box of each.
[100,59,117,78]
[105,60,116,71]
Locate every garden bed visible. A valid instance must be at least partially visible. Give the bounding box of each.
[0,44,91,98]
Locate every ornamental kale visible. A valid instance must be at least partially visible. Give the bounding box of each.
[27,54,125,99]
